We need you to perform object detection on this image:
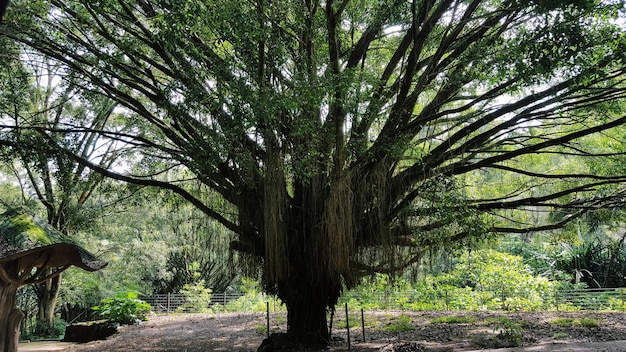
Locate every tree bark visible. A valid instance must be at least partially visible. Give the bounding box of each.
[283,281,330,347]
[0,281,24,352]
[259,278,332,351]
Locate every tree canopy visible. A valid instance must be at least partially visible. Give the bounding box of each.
[2,0,626,348]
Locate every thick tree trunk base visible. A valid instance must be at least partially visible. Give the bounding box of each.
[257,333,328,352]
[0,283,23,352]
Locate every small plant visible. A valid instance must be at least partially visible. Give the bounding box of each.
[254,323,267,335]
[225,278,286,312]
[92,291,151,325]
[178,281,213,313]
[552,332,569,339]
[493,318,523,347]
[430,315,476,324]
[337,313,360,329]
[384,314,415,333]
[577,317,600,327]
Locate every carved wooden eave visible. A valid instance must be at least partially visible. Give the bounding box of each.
[0,208,108,352]
[0,243,107,287]
[0,208,107,287]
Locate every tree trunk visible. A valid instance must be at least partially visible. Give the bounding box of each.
[259,160,349,350]
[0,281,24,352]
[36,272,61,326]
[259,278,333,351]
[284,281,329,347]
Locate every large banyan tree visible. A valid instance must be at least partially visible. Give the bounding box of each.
[2,0,626,348]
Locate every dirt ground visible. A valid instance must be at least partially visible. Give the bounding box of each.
[24,311,626,351]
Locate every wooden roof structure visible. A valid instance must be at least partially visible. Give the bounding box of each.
[0,208,107,286]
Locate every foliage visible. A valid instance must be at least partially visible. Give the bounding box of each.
[550,317,600,327]
[342,249,557,311]
[492,318,523,347]
[439,250,555,311]
[20,320,67,341]
[57,183,238,316]
[554,234,626,288]
[92,291,151,325]
[178,281,213,313]
[430,316,477,324]
[3,0,626,346]
[156,207,236,294]
[384,314,414,333]
[224,278,285,313]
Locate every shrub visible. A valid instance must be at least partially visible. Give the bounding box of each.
[21,320,67,340]
[384,314,414,333]
[339,249,559,312]
[439,249,554,311]
[92,291,151,325]
[178,281,213,313]
[493,318,523,347]
[225,278,285,312]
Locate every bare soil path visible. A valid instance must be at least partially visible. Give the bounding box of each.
[18,311,626,351]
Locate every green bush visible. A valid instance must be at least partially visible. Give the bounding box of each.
[340,249,559,312]
[225,278,285,312]
[178,281,213,313]
[92,291,151,325]
[493,318,523,347]
[439,249,554,311]
[21,320,67,341]
[384,314,414,333]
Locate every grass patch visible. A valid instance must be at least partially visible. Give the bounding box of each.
[384,314,415,333]
[577,317,600,327]
[254,324,266,335]
[552,332,569,339]
[430,315,477,324]
[336,316,361,329]
[550,317,600,327]
[550,318,575,327]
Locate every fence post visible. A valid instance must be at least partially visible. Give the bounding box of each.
[621,289,624,312]
[167,293,171,315]
[266,302,270,339]
[361,308,365,342]
[345,303,351,351]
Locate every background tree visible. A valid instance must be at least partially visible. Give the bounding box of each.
[56,181,236,316]
[152,189,236,294]
[2,0,626,348]
[0,46,121,332]
[0,207,106,352]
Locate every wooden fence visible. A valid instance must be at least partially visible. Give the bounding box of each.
[143,292,245,313]
[142,287,626,314]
